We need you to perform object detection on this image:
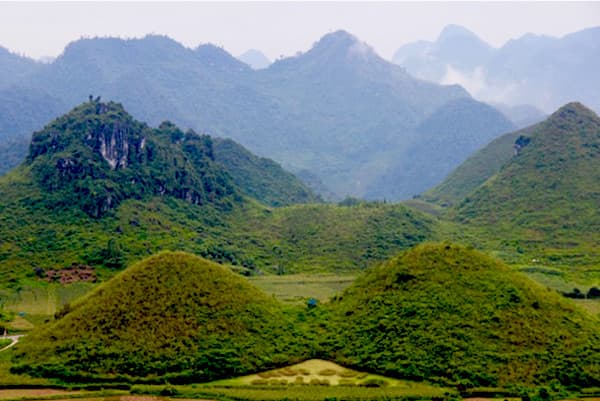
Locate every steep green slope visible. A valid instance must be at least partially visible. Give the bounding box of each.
[212,138,320,206]
[11,252,306,383]
[422,130,521,206]
[450,103,600,263]
[328,243,600,387]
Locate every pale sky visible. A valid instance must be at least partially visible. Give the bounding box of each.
[1,2,599,61]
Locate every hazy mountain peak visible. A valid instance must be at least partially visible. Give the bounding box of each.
[195,43,250,72]
[313,30,367,53]
[238,49,271,69]
[306,29,379,64]
[438,24,481,41]
[60,34,187,63]
[317,29,358,46]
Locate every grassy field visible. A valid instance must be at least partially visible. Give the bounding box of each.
[210,359,423,387]
[248,274,355,304]
[185,386,449,401]
[2,283,95,316]
[0,390,94,400]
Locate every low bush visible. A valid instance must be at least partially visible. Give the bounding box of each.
[319,369,337,376]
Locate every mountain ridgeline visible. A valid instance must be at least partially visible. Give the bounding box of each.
[366,98,514,200]
[212,138,321,206]
[0,31,515,200]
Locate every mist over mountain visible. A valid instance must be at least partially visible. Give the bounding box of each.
[0,30,513,200]
[238,49,271,69]
[393,25,600,114]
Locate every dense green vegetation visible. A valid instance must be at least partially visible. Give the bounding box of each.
[212,138,319,206]
[0,100,437,284]
[0,180,435,284]
[327,243,600,387]
[448,103,600,266]
[0,93,598,395]
[27,100,238,218]
[11,252,308,383]
[8,244,599,390]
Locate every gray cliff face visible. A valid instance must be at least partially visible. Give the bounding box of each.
[85,123,146,170]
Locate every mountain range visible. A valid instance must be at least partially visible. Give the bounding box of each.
[393,24,600,115]
[0,31,514,200]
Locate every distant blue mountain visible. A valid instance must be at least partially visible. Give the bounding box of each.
[393,25,600,114]
[238,49,271,69]
[0,31,513,200]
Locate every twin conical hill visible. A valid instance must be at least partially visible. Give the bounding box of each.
[328,243,600,387]
[11,252,306,383]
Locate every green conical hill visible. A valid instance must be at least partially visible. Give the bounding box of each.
[328,243,600,387]
[11,252,306,383]
[450,102,600,258]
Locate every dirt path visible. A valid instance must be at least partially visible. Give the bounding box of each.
[0,335,24,352]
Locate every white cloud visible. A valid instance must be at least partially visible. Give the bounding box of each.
[440,64,520,105]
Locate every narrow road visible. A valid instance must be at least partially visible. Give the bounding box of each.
[0,335,24,352]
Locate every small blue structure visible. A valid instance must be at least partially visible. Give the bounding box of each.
[307,298,318,308]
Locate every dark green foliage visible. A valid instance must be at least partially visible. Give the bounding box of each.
[227,203,436,274]
[26,100,238,217]
[11,252,307,383]
[212,138,320,206]
[327,243,600,387]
